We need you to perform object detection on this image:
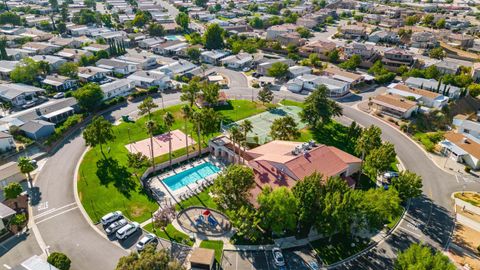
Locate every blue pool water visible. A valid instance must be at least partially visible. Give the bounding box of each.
[165,35,180,41]
[163,162,220,191]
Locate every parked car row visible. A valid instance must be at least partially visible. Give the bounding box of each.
[100,211,158,251]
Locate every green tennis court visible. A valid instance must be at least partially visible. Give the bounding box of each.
[222,106,305,144]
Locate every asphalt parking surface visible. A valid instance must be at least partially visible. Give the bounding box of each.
[221,246,321,270]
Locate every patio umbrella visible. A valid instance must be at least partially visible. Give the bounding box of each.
[203,210,211,216]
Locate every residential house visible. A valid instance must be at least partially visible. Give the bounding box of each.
[220,53,253,70]
[0,84,44,107]
[40,106,75,124]
[381,48,414,71]
[286,74,350,97]
[78,66,111,83]
[116,55,158,70]
[82,43,109,53]
[55,48,93,63]
[151,40,188,56]
[0,162,24,189]
[340,25,367,39]
[157,60,197,78]
[257,58,295,76]
[138,37,164,49]
[200,50,230,65]
[22,42,60,54]
[31,55,67,70]
[405,77,461,99]
[435,59,462,75]
[323,66,365,86]
[453,114,480,139]
[299,41,337,58]
[288,66,312,78]
[371,93,418,119]
[20,120,55,140]
[368,30,400,44]
[410,32,438,49]
[49,37,83,48]
[0,61,19,80]
[266,24,298,40]
[440,132,480,170]
[0,132,15,153]
[443,33,475,49]
[344,42,376,60]
[209,138,361,205]
[5,48,32,61]
[127,70,172,89]
[96,59,137,75]
[387,83,449,108]
[277,32,306,47]
[67,24,90,36]
[42,75,77,92]
[100,79,135,100]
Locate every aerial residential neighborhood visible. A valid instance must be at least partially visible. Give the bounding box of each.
[0,0,479,269]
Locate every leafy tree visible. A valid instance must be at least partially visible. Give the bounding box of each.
[422,14,434,26]
[83,116,115,158]
[249,17,264,29]
[257,87,274,104]
[199,107,221,142]
[204,23,224,50]
[429,47,446,60]
[468,83,480,97]
[163,112,175,168]
[116,245,184,270]
[0,12,21,25]
[175,12,189,31]
[391,170,423,202]
[57,21,67,34]
[360,188,402,229]
[47,252,71,270]
[355,125,382,158]
[10,213,26,225]
[180,77,200,108]
[201,81,220,107]
[72,83,104,112]
[194,0,207,7]
[363,142,397,180]
[132,10,151,27]
[100,14,113,28]
[267,62,289,79]
[339,54,361,71]
[72,9,101,25]
[270,115,300,140]
[228,206,263,242]
[327,48,340,63]
[405,15,420,26]
[18,157,35,181]
[49,0,59,11]
[84,0,96,10]
[296,27,312,38]
[394,243,456,270]
[258,187,298,234]
[138,96,158,119]
[10,58,43,84]
[58,62,78,78]
[285,12,299,23]
[368,60,396,84]
[148,23,165,37]
[186,47,201,62]
[300,85,342,128]
[435,18,446,29]
[292,172,323,230]
[211,165,255,209]
[60,2,69,21]
[4,182,23,199]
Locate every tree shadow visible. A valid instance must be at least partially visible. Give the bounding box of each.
[96,157,136,198]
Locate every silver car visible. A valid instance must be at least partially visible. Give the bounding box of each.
[100,211,122,226]
[272,247,285,267]
[116,222,140,240]
[105,218,128,235]
[136,233,158,251]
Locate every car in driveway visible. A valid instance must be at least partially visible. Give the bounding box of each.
[136,233,158,251]
[22,101,36,109]
[116,222,139,240]
[383,171,399,181]
[100,211,122,226]
[105,218,128,235]
[53,92,65,99]
[272,247,286,267]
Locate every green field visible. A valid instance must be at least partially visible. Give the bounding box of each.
[144,223,194,246]
[78,100,271,223]
[199,240,224,262]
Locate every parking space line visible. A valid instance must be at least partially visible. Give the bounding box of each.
[3,264,11,269]
[36,206,78,225]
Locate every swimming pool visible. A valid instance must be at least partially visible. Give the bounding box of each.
[163,162,221,191]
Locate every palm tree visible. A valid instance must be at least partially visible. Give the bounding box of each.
[240,120,253,164]
[229,126,242,164]
[145,120,158,169]
[181,105,192,160]
[192,110,203,157]
[18,157,35,181]
[163,112,175,169]
[138,97,158,120]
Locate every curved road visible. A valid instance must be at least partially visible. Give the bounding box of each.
[16,70,480,269]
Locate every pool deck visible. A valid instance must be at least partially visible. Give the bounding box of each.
[147,156,225,205]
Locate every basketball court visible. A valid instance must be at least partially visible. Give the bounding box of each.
[125,129,195,157]
[222,105,305,144]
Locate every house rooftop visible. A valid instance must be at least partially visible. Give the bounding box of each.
[373,93,418,112]
[444,132,480,159]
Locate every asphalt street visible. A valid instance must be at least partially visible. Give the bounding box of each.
[2,68,479,269]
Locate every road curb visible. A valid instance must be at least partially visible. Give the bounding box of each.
[72,146,130,254]
[28,164,48,256]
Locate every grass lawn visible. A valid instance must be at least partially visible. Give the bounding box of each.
[413,132,444,152]
[310,234,371,265]
[174,187,219,211]
[280,99,304,108]
[144,223,194,246]
[199,240,224,262]
[454,192,480,207]
[78,100,270,223]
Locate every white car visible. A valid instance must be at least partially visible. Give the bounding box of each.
[105,218,128,235]
[116,222,139,240]
[136,233,158,251]
[272,247,285,267]
[53,92,64,99]
[100,211,122,226]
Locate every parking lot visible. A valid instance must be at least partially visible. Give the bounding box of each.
[221,246,321,270]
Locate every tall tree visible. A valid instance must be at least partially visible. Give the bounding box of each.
[72,83,104,112]
[229,125,243,164]
[269,115,300,140]
[257,87,274,104]
[300,85,342,128]
[181,105,192,160]
[49,0,59,12]
[203,23,224,50]
[116,245,185,270]
[191,110,203,157]
[18,157,35,181]
[363,142,397,180]
[3,182,23,199]
[212,165,255,209]
[391,170,423,202]
[180,78,200,108]
[258,187,298,235]
[355,125,382,178]
[267,62,289,80]
[83,116,115,159]
[394,243,456,270]
[138,97,158,119]
[175,12,189,31]
[239,120,253,164]
[163,112,175,168]
[145,120,158,169]
[292,172,323,230]
[202,81,220,107]
[228,206,263,243]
